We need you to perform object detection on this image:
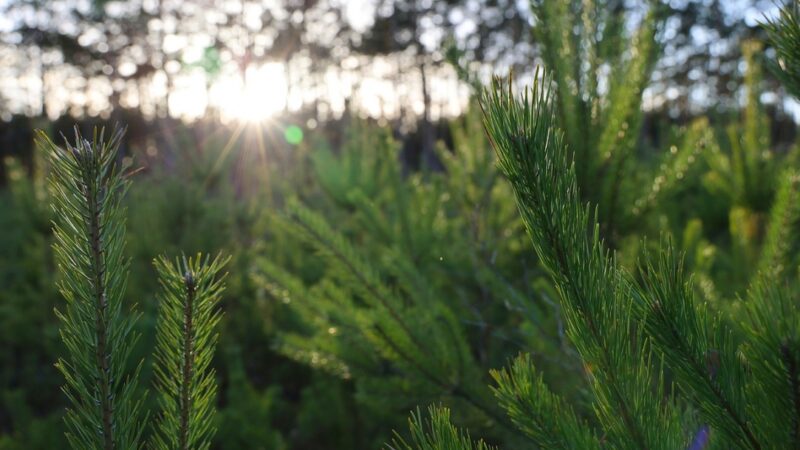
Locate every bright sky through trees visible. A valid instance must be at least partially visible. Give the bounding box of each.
[0,0,798,123]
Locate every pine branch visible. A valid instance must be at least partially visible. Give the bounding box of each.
[764,1,800,99]
[389,406,496,450]
[634,245,759,450]
[273,201,517,432]
[151,254,228,450]
[596,6,659,167]
[632,119,710,218]
[284,200,427,355]
[741,40,770,170]
[480,71,683,449]
[41,126,144,450]
[530,0,583,169]
[529,0,663,230]
[740,277,800,448]
[754,169,800,282]
[490,354,599,449]
[782,344,800,448]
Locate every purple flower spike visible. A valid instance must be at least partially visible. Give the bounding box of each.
[688,425,710,450]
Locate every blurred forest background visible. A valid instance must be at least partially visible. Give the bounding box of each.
[1,0,799,448]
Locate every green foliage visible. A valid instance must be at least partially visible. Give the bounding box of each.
[4,3,800,448]
[482,70,684,448]
[397,62,800,449]
[37,127,255,450]
[696,38,800,295]
[741,278,800,448]
[256,114,568,446]
[635,247,754,447]
[262,198,498,422]
[1,124,326,449]
[764,1,800,98]
[704,42,774,213]
[389,406,495,450]
[254,7,800,448]
[754,168,800,281]
[490,355,598,449]
[529,0,662,238]
[152,254,228,450]
[214,349,286,450]
[0,160,64,450]
[41,128,145,450]
[631,118,712,218]
[0,388,64,450]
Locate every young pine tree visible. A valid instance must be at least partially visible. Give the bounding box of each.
[42,127,145,450]
[152,254,228,450]
[41,127,227,449]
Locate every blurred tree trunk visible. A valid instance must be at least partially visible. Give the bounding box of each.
[284,56,292,114]
[38,49,47,119]
[18,119,34,178]
[418,62,438,169]
[0,154,7,188]
[157,0,171,118]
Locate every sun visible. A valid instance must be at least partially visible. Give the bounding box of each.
[216,62,288,123]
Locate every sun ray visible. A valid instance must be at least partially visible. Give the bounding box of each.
[204,119,247,189]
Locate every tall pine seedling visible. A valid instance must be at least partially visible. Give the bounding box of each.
[43,128,145,449]
[41,127,228,449]
[152,254,228,450]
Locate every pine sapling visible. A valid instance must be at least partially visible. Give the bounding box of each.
[151,254,228,450]
[41,127,145,450]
